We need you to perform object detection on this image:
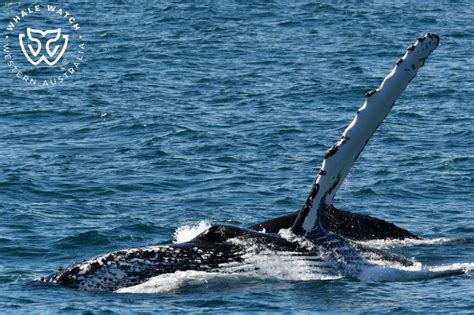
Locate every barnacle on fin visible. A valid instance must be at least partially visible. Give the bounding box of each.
[324,144,339,158]
[365,89,376,97]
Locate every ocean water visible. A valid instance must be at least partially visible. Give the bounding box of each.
[1,0,473,313]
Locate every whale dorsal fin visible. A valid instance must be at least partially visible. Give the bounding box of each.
[291,33,440,236]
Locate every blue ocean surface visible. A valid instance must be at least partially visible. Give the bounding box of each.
[1,0,473,313]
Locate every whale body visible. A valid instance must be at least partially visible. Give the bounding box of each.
[43,33,440,292]
[44,220,415,291]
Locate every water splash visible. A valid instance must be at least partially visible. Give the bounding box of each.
[115,248,343,294]
[358,237,455,249]
[172,220,211,243]
[115,253,473,294]
[115,270,225,294]
[116,222,474,295]
[278,228,315,250]
[358,262,474,282]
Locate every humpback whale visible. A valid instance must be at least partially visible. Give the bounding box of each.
[43,33,439,291]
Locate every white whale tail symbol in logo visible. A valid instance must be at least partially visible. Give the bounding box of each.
[19,28,69,66]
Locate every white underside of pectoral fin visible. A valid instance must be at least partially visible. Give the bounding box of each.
[294,33,440,235]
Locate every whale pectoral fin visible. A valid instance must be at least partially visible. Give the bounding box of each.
[248,206,419,240]
[291,33,440,236]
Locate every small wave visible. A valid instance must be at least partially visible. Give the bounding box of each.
[1,1,19,8]
[172,220,211,243]
[54,230,111,249]
[357,237,454,249]
[358,262,474,282]
[429,263,474,274]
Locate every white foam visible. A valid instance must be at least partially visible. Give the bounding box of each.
[278,228,315,250]
[428,262,474,274]
[115,246,473,294]
[358,261,474,282]
[172,220,212,243]
[119,223,472,294]
[357,237,453,249]
[115,270,223,294]
[234,248,342,281]
[116,249,342,294]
